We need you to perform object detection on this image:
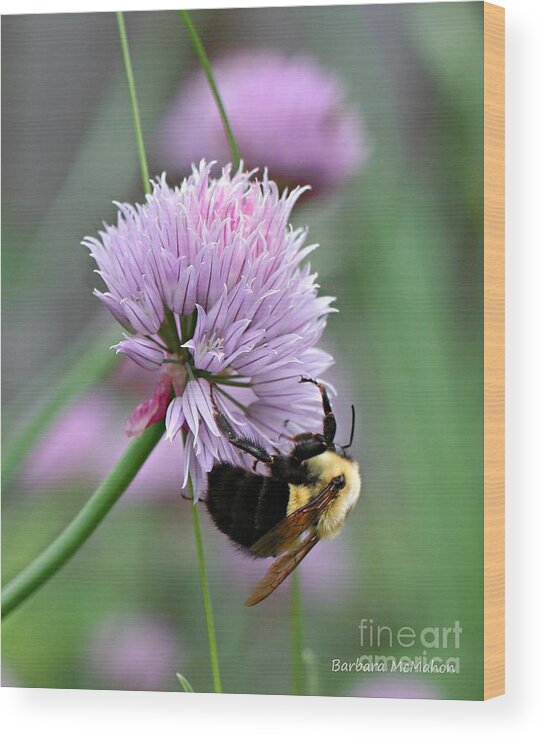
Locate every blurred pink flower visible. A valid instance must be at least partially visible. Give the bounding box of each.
[22,389,182,502]
[84,614,183,691]
[154,51,369,194]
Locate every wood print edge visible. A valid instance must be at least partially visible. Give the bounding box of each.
[483,1,505,701]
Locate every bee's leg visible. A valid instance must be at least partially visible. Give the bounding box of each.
[211,391,274,465]
[218,414,274,464]
[299,377,337,445]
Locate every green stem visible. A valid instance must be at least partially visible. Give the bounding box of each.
[2,327,120,489]
[195,370,252,388]
[116,11,151,195]
[180,10,241,169]
[180,9,304,698]
[291,571,304,695]
[176,16,234,693]
[302,648,319,696]
[159,307,181,353]
[190,497,222,693]
[2,421,164,619]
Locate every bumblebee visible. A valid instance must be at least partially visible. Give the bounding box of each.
[206,377,361,606]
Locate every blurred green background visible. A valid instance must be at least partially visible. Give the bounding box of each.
[2,3,483,699]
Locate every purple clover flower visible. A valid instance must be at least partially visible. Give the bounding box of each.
[85,162,335,497]
[154,52,369,194]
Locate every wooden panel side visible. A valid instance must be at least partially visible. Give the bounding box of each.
[483,1,505,701]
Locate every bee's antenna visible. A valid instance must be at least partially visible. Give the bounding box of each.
[343,405,356,450]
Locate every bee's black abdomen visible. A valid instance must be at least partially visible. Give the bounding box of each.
[207,465,261,550]
[206,464,290,554]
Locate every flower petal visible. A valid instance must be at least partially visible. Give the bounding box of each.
[125,375,172,437]
[165,397,185,440]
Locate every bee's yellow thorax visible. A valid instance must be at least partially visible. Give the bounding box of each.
[287,451,361,540]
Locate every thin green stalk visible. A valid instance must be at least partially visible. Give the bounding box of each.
[2,13,153,488]
[116,11,151,195]
[2,327,120,489]
[175,15,235,693]
[190,496,222,693]
[115,19,223,688]
[291,571,304,695]
[196,370,252,388]
[180,9,304,699]
[302,648,319,696]
[2,422,164,619]
[180,10,241,169]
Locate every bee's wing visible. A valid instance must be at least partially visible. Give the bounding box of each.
[245,533,319,607]
[250,475,344,558]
